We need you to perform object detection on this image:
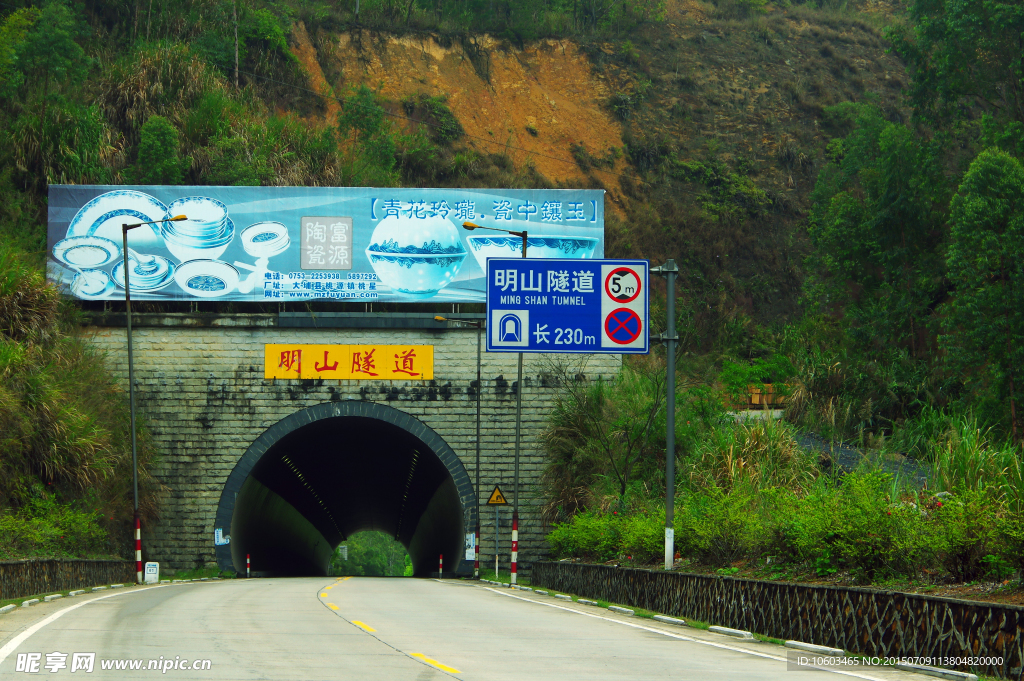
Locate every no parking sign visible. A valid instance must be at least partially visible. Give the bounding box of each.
[486,258,649,354]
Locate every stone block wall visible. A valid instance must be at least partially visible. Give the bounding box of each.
[84,314,620,573]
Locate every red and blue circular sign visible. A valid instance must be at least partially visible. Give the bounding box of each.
[604,308,643,345]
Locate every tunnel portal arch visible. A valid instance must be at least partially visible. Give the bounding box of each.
[214,401,476,577]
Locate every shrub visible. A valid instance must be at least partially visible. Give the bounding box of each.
[932,490,1000,582]
[0,493,110,559]
[801,471,931,581]
[402,94,464,146]
[547,511,622,562]
[134,115,184,184]
[620,511,664,563]
[678,487,765,566]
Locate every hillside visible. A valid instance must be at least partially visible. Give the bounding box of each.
[1,0,1022,573]
[289,0,908,323]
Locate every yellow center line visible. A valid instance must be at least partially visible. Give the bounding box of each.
[320,592,328,597]
[343,576,351,581]
[327,603,339,610]
[325,586,333,590]
[410,653,461,674]
[351,620,376,632]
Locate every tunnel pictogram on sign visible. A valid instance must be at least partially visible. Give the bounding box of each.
[604,308,643,345]
[487,486,509,505]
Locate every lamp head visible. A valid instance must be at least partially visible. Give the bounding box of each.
[168,215,187,222]
[434,316,447,322]
[462,222,479,230]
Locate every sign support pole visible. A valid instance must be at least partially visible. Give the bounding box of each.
[122,224,143,585]
[511,231,526,586]
[652,260,679,571]
[475,321,481,580]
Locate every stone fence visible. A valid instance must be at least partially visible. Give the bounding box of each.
[532,561,1024,680]
[0,559,133,600]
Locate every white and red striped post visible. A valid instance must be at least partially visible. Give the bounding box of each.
[510,512,518,585]
[438,553,443,577]
[246,554,250,578]
[474,528,479,579]
[134,512,142,584]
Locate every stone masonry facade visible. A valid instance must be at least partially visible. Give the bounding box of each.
[84,314,621,573]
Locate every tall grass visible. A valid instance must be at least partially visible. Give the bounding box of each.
[687,417,816,492]
[929,414,1024,512]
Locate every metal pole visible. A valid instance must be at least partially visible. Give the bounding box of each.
[661,260,678,570]
[123,225,142,585]
[495,507,499,578]
[511,232,526,586]
[475,321,482,580]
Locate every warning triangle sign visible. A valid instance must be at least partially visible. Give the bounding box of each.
[487,485,509,505]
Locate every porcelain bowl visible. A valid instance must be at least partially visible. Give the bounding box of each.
[466,235,598,270]
[163,239,231,263]
[167,197,228,232]
[365,213,467,296]
[162,218,235,262]
[365,250,468,298]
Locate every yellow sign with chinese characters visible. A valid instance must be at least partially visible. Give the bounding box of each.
[265,344,433,380]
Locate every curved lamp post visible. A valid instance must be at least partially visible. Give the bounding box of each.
[462,221,527,585]
[122,214,186,584]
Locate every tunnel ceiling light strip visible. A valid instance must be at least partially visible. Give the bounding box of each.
[394,450,419,541]
[281,454,342,538]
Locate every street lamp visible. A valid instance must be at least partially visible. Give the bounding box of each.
[435,315,483,579]
[123,214,186,584]
[462,221,527,585]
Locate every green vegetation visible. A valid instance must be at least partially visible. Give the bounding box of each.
[544,0,1024,590]
[330,531,412,576]
[0,244,159,560]
[0,0,1019,584]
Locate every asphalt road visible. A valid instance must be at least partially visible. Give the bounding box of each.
[0,578,945,680]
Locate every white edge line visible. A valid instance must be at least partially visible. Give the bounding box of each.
[483,587,891,681]
[0,584,172,665]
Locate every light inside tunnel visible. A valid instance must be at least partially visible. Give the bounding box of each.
[228,415,466,577]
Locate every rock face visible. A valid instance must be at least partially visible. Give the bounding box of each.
[291,24,627,185]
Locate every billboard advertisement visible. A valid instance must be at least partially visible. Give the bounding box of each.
[46,186,604,303]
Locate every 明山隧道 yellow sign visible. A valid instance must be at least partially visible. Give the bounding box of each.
[265,344,433,380]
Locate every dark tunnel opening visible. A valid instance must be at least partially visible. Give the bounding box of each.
[216,404,473,577]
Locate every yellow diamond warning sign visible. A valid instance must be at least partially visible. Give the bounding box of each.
[487,485,509,505]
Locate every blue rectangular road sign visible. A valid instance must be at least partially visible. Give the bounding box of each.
[486,258,649,354]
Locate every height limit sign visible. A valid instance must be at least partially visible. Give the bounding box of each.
[603,266,645,348]
[486,258,649,354]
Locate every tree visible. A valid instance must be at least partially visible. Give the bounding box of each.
[135,116,184,184]
[544,357,666,508]
[0,7,40,100]
[14,1,89,180]
[889,0,1024,132]
[337,85,398,186]
[942,148,1024,441]
[806,103,948,355]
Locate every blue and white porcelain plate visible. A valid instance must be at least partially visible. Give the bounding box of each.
[52,235,121,268]
[111,257,177,291]
[67,190,169,248]
[71,269,116,298]
[173,259,239,298]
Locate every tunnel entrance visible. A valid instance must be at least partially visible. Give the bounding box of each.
[213,402,476,577]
